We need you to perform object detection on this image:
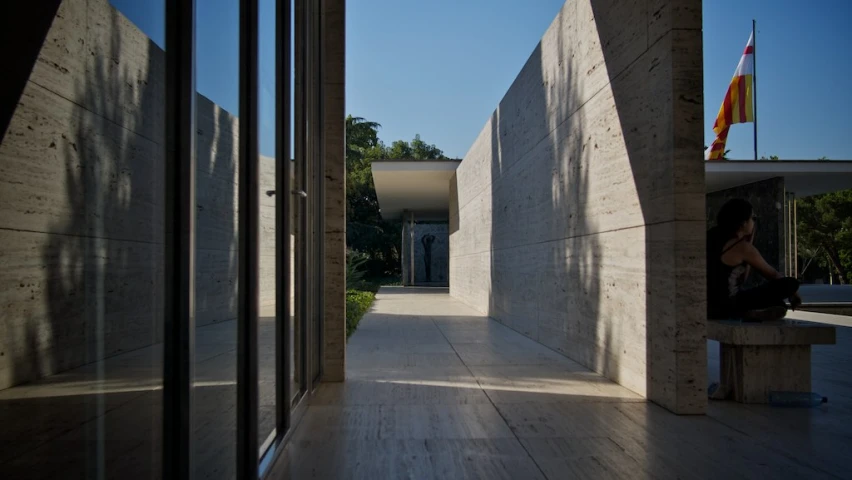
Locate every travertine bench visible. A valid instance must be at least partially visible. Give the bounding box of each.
[707,318,836,403]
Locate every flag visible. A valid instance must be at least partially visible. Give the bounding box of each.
[706,32,755,160]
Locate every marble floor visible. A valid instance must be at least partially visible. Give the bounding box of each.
[0,311,283,479]
[270,287,852,480]
[2,288,850,479]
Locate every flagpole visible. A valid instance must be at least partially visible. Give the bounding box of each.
[753,19,758,161]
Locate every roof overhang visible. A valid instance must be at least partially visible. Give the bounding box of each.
[371,160,461,220]
[371,159,851,221]
[705,160,852,197]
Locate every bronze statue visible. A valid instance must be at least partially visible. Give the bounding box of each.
[421,234,436,282]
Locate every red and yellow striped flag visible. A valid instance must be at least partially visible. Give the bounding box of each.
[706,32,755,160]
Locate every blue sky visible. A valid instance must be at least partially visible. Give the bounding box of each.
[113,0,851,160]
[703,0,852,159]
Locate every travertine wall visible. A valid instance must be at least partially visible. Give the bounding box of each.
[449,0,706,414]
[0,0,279,389]
[322,0,347,382]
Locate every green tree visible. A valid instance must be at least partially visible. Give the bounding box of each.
[410,134,446,159]
[344,117,451,278]
[345,116,393,276]
[386,134,447,160]
[797,189,852,284]
[386,139,412,159]
[345,115,380,169]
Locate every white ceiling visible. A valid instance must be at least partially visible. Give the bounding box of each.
[371,160,852,221]
[705,160,852,197]
[371,160,461,219]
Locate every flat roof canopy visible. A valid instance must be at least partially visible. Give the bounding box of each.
[372,159,852,220]
[371,160,461,219]
[706,160,852,196]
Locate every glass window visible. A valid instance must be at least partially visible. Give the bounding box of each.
[0,0,165,477]
[193,0,241,478]
[258,0,279,455]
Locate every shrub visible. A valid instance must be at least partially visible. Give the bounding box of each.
[360,276,401,293]
[345,289,375,338]
[346,249,370,290]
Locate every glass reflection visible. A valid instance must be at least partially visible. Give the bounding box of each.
[0,0,165,478]
[258,0,278,454]
[193,0,240,477]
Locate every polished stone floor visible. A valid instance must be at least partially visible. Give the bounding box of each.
[270,287,852,480]
[0,311,282,480]
[2,288,850,479]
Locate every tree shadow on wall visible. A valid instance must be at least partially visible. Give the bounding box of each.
[195,94,239,328]
[1,6,162,480]
[475,1,708,473]
[4,2,242,477]
[486,6,612,385]
[193,91,240,480]
[587,0,706,414]
[41,6,165,384]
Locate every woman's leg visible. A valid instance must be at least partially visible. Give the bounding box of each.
[734,277,799,312]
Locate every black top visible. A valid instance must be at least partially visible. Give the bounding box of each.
[706,228,748,318]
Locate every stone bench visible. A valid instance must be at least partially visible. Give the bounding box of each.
[707,318,836,404]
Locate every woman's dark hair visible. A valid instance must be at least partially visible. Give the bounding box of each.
[715,198,754,238]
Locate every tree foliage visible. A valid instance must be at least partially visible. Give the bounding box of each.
[797,189,852,284]
[387,134,447,160]
[345,115,451,278]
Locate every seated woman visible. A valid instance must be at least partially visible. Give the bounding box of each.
[707,198,802,321]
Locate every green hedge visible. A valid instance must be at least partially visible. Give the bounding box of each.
[362,277,400,293]
[345,289,376,338]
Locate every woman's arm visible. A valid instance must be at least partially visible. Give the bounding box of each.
[742,242,784,280]
[742,225,758,280]
[742,232,753,281]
